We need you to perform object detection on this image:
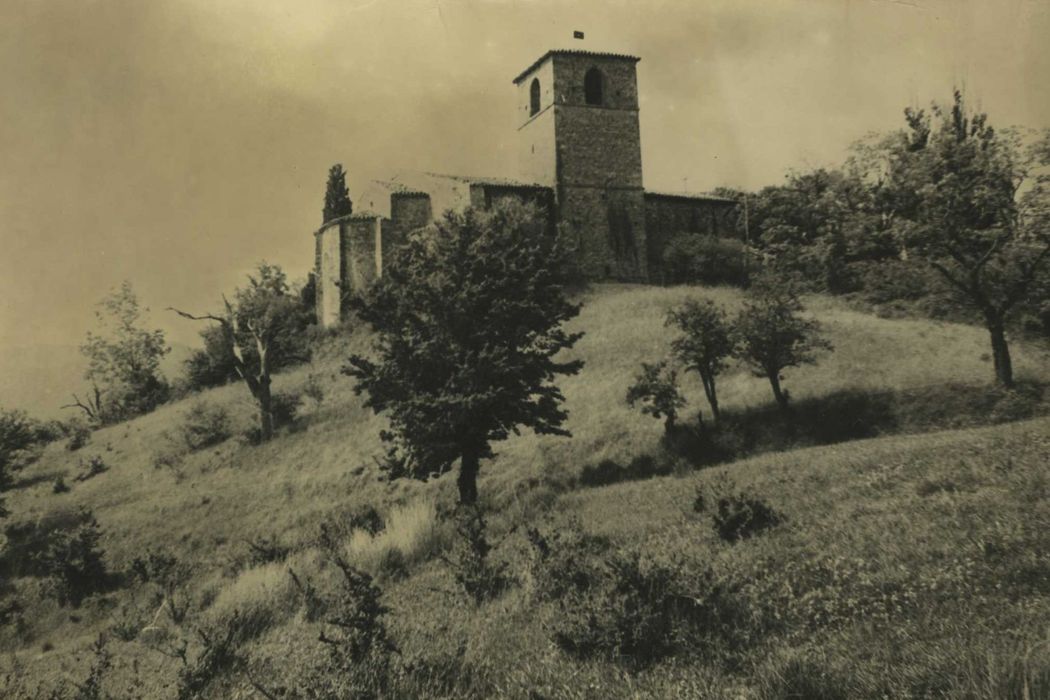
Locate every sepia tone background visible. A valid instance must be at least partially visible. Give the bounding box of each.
[1,0,1048,415]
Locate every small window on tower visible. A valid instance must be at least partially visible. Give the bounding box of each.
[529,78,541,116]
[584,67,603,105]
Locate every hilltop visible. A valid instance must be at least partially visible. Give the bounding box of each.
[2,284,1049,698]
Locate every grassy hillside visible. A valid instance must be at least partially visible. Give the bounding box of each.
[2,284,1049,698]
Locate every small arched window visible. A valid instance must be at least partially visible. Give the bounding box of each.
[529,78,541,116]
[584,67,603,105]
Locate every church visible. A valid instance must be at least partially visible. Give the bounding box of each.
[313,48,738,327]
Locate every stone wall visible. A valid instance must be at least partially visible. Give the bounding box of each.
[316,218,345,327]
[390,192,432,231]
[560,186,647,280]
[344,216,381,295]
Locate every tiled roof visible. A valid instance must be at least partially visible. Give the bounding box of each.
[645,190,738,204]
[513,50,641,84]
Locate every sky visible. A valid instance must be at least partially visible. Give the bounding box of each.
[1,0,1048,355]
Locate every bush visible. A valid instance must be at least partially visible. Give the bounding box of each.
[271,391,302,429]
[65,421,92,451]
[578,454,672,487]
[282,557,400,699]
[626,360,687,435]
[301,373,326,405]
[662,232,752,287]
[177,401,232,451]
[347,504,384,536]
[33,510,111,606]
[536,541,715,668]
[0,409,41,480]
[695,482,784,542]
[128,549,193,623]
[75,455,108,482]
[440,507,511,605]
[52,476,70,494]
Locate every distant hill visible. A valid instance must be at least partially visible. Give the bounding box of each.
[0,342,193,419]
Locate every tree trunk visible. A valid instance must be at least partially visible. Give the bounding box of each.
[701,373,720,422]
[768,371,789,411]
[458,448,480,505]
[257,375,274,442]
[987,318,1014,388]
[663,414,676,436]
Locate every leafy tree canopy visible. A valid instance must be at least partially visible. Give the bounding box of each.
[346,201,583,504]
[880,90,1050,385]
[323,164,353,224]
[77,281,170,422]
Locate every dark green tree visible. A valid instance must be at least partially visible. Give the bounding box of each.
[733,275,832,411]
[323,164,353,224]
[625,360,686,435]
[173,263,312,442]
[345,201,583,505]
[68,281,170,423]
[666,300,734,423]
[881,91,1050,386]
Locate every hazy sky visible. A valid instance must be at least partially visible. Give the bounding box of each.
[1,0,1048,353]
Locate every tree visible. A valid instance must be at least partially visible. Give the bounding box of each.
[733,275,832,411]
[182,325,239,391]
[323,164,353,224]
[666,300,734,423]
[68,281,170,423]
[625,360,686,435]
[881,91,1050,387]
[345,201,583,505]
[172,263,312,442]
[0,408,39,516]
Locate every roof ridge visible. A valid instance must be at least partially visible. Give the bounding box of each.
[513,49,641,84]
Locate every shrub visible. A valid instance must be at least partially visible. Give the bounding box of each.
[277,557,400,699]
[662,232,752,286]
[72,635,114,700]
[301,373,326,405]
[0,408,39,478]
[75,455,108,482]
[177,401,232,451]
[270,390,302,429]
[52,476,70,494]
[175,611,254,700]
[579,454,672,487]
[33,510,111,606]
[128,549,193,623]
[151,437,186,480]
[626,360,687,435]
[243,535,290,568]
[440,507,511,605]
[525,520,612,603]
[65,421,92,452]
[346,504,384,536]
[696,483,784,542]
[543,546,712,668]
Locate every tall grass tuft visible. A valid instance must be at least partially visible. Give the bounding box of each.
[344,499,448,576]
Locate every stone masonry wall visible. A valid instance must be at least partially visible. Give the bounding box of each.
[316,221,344,327]
[390,193,432,231]
[343,217,381,299]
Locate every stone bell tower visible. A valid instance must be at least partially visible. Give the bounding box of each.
[514,50,647,280]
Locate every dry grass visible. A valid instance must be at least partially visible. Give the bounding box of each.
[2,283,1049,697]
[343,498,449,575]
